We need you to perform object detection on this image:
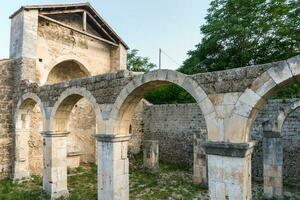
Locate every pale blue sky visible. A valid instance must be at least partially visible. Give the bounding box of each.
[0,0,211,70]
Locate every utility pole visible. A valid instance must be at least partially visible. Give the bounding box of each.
[159,48,162,69]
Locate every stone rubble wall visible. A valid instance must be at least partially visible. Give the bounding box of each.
[191,63,272,94]
[0,59,15,179]
[128,99,152,154]
[139,100,300,184]
[142,104,207,166]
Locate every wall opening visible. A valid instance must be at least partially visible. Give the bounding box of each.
[15,97,44,178]
[47,60,90,84]
[53,94,97,167]
[115,80,208,198]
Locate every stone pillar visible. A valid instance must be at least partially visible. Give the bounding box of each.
[13,129,30,181]
[42,131,70,199]
[263,125,283,198]
[193,133,207,186]
[96,134,131,200]
[204,141,256,200]
[143,140,159,171]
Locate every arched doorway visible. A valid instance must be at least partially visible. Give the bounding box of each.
[98,70,212,199]
[13,94,45,180]
[45,87,102,198]
[47,60,96,166]
[236,56,300,199]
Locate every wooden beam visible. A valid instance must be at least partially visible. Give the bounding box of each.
[39,15,118,47]
[40,9,85,15]
[85,12,116,43]
[83,11,87,31]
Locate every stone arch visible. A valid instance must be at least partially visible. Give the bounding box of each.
[13,93,46,180]
[49,87,102,134]
[109,69,214,138]
[276,99,300,133]
[46,59,91,84]
[233,56,300,141]
[15,93,46,129]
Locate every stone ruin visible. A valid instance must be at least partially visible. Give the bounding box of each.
[0,2,299,200]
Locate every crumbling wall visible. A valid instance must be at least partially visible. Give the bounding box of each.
[0,59,14,179]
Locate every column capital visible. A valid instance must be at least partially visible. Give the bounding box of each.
[204,141,256,157]
[41,131,70,137]
[15,129,31,134]
[95,134,131,143]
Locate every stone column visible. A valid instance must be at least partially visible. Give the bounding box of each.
[42,131,70,199]
[13,129,30,181]
[204,141,256,200]
[263,127,283,198]
[143,140,159,171]
[193,133,207,186]
[96,134,131,200]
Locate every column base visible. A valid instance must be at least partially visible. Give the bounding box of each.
[48,189,69,200]
[13,171,30,182]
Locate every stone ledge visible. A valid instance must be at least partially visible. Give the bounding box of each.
[204,141,256,157]
[41,131,70,137]
[95,134,131,142]
[263,131,282,138]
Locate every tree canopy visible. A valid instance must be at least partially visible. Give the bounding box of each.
[128,0,300,103]
[179,0,299,74]
[127,49,156,72]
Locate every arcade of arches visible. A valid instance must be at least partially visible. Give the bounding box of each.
[6,54,299,200]
[1,3,299,200]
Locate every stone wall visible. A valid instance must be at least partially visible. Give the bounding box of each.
[27,98,97,175]
[36,16,113,85]
[0,59,15,179]
[251,99,300,185]
[143,104,207,166]
[141,100,300,184]
[128,99,151,154]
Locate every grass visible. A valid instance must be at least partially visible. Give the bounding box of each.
[129,153,208,200]
[0,154,298,199]
[0,175,48,200]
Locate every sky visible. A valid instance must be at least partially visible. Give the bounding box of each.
[0,0,211,70]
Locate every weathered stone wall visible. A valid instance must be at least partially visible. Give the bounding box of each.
[68,98,96,164]
[0,59,15,179]
[128,99,151,154]
[141,100,300,183]
[36,17,113,85]
[28,98,97,174]
[191,63,273,94]
[28,105,43,175]
[143,104,207,166]
[251,99,300,185]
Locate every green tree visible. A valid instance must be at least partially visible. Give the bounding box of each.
[127,49,156,72]
[126,49,194,104]
[144,84,196,104]
[179,0,300,74]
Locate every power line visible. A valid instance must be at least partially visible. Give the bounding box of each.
[159,48,182,69]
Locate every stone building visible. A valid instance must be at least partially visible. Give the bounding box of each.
[0,2,299,200]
